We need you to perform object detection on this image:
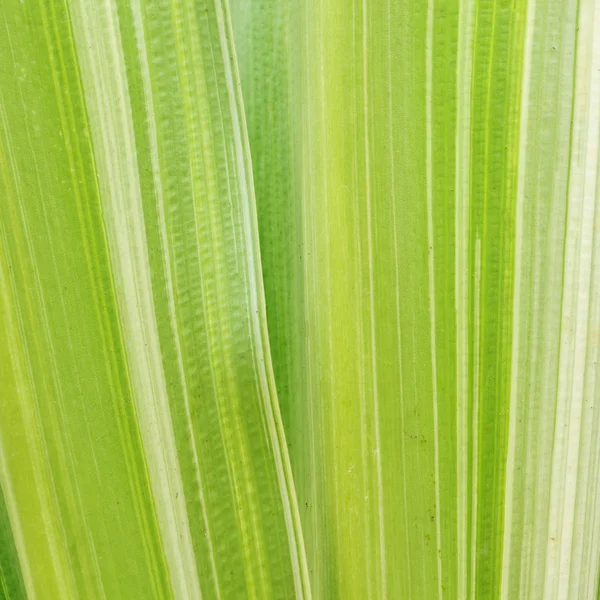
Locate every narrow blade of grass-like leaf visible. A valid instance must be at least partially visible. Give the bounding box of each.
[0,0,308,598]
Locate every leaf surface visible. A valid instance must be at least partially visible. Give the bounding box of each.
[232,0,600,597]
[0,1,308,598]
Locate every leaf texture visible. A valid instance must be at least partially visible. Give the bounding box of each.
[0,0,308,598]
[232,0,600,598]
[0,487,25,600]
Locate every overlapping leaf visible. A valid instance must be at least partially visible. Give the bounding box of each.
[0,1,308,598]
[232,0,600,597]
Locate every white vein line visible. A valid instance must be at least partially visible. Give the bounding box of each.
[425,1,443,597]
[387,0,412,595]
[570,162,600,596]
[578,137,600,595]
[500,0,536,596]
[0,98,77,599]
[4,21,108,593]
[0,252,51,599]
[216,1,311,596]
[471,238,482,600]
[300,0,318,585]
[67,1,202,597]
[546,1,600,596]
[8,14,112,591]
[173,0,267,594]
[301,0,321,590]
[582,297,600,598]
[557,3,600,594]
[361,1,386,595]
[351,1,373,594]
[455,0,474,595]
[193,1,267,594]
[129,2,217,597]
[526,1,578,594]
[318,0,340,575]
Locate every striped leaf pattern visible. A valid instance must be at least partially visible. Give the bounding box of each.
[232,0,600,598]
[0,0,308,598]
[1,0,600,598]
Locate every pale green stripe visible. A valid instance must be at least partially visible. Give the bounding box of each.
[0,1,172,597]
[499,0,579,597]
[545,2,600,597]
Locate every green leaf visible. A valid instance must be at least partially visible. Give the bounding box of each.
[232,0,600,597]
[230,0,304,445]
[0,0,308,598]
[0,486,25,600]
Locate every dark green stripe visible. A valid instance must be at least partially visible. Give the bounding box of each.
[0,485,26,600]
